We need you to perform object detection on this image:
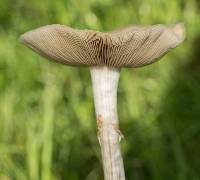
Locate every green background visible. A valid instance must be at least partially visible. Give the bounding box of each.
[0,0,200,179]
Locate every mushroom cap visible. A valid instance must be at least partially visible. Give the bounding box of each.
[20,23,185,68]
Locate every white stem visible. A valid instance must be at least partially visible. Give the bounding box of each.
[90,66,125,180]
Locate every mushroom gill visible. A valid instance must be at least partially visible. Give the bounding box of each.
[20,23,185,68]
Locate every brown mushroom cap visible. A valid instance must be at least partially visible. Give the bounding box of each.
[20,23,185,68]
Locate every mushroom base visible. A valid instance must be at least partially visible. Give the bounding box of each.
[90,66,125,180]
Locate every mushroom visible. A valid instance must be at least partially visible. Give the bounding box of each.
[20,23,185,180]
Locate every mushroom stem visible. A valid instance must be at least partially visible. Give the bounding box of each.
[90,66,125,180]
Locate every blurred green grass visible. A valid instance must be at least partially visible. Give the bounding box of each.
[0,0,200,179]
